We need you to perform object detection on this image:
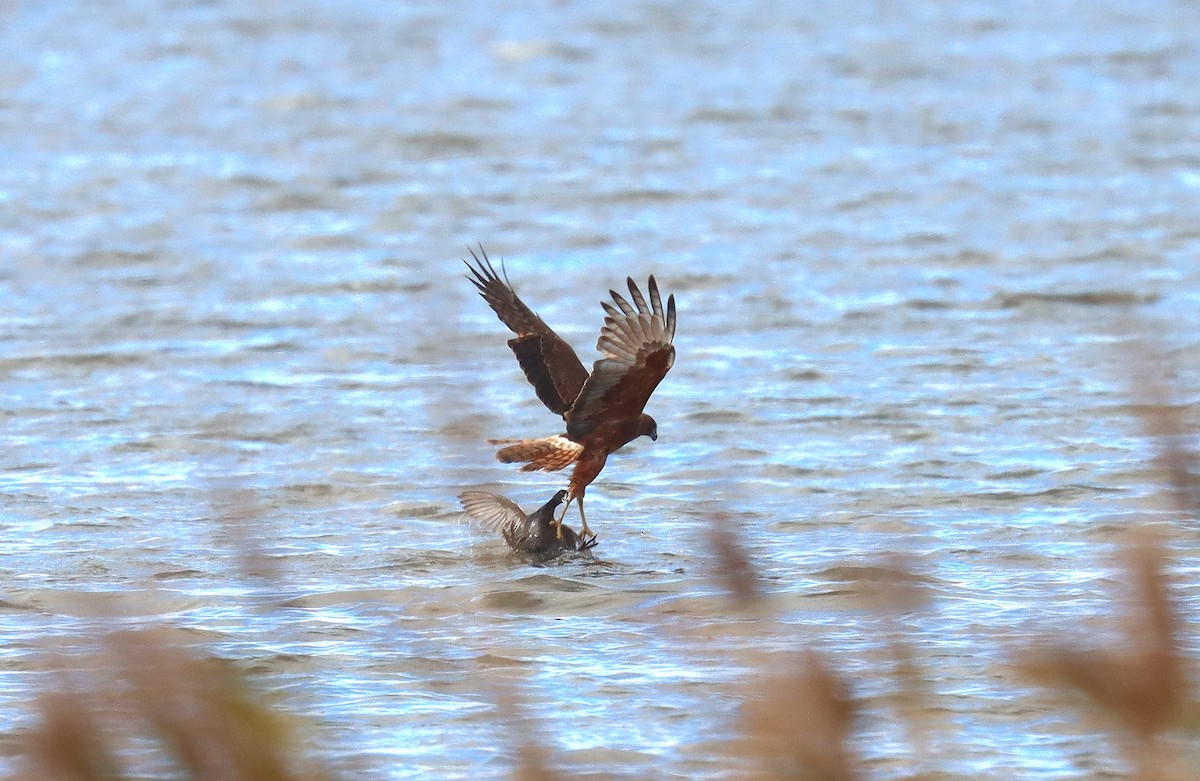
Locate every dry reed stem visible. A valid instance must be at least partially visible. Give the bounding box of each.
[740,650,859,781]
[707,514,861,779]
[25,630,337,781]
[110,630,300,781]
[27,688,120,781]
[488,680,568,781]
[1118,331,1200,519]
[853,554,937,766]
[210,484,284,589]
[1020,530,1189,781]
[708,513,764,610]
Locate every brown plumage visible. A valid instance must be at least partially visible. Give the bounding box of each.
[458,489,596,556]
[465,247,676,540]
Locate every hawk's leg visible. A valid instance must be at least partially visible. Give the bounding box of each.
[554,495,573,540]
[576,494,594,541]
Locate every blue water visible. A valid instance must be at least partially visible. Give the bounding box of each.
[3,1,1200,778]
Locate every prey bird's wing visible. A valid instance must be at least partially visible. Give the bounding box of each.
[465,247,589,415]
[566,276,676,440]
[458,491,527,535]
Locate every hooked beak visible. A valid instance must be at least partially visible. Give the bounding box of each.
[650,431,658,442]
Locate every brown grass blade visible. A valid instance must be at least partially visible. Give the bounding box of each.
[741,650,859,781]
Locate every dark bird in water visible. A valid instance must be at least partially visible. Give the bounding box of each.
[458,489,597,556]
[465,247,676,541]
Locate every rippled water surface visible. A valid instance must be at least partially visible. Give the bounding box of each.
[4,1,1200,778]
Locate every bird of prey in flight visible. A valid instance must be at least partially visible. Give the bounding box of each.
[465,247,676,541]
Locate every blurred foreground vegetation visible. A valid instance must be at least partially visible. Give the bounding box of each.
[19,357,1200,781]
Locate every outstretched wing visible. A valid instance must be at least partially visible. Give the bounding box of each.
[458,491,526,535]
[464,247,589,416]
[565,276,676,441]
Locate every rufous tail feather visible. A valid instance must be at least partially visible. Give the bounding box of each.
[487,435,582,472]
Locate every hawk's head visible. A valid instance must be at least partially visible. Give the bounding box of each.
[636,413,659,442]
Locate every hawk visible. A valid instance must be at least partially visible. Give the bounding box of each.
[458,489,597,556]
[465,247,676,541]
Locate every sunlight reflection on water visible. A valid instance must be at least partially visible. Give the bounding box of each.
[4,0,1200,778]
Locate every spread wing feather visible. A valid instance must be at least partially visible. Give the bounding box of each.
[464,247,589,415]
[458,491,526,535]
[566,276,676,440]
